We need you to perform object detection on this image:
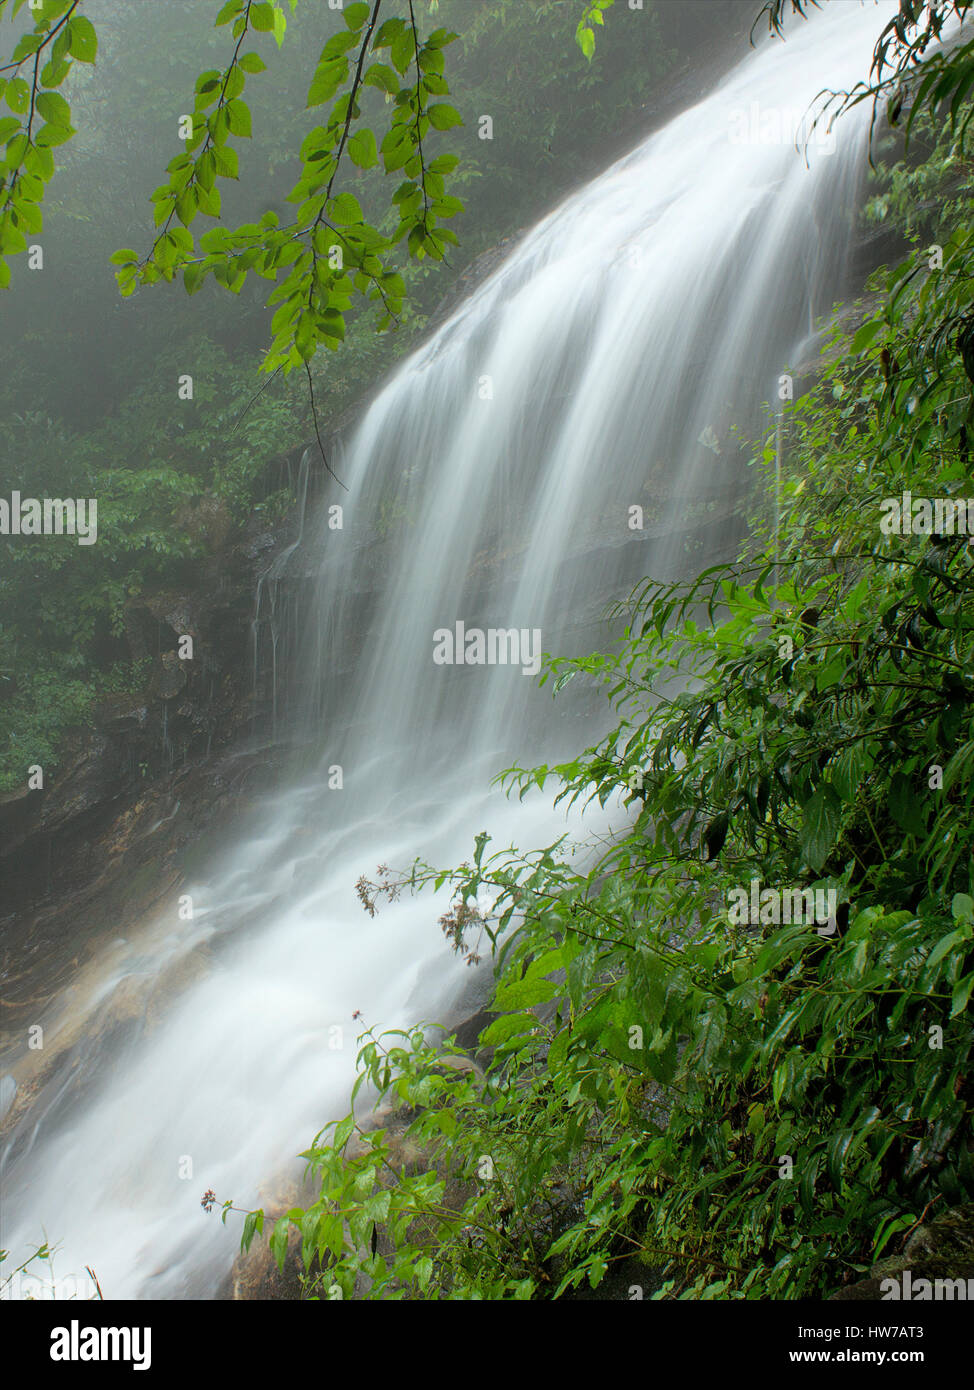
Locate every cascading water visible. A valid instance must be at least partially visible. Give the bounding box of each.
[1,4,895,1299]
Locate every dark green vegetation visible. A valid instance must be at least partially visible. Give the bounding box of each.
[221,2,974,1298]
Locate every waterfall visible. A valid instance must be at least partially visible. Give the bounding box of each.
[1,3,894,1299]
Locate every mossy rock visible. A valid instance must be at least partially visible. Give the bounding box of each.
[832,1203,974,1300]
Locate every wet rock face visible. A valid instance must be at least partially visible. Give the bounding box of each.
[0,500,300,916]
[0,477,321,1069]
[902,1204,974,1265]
[0,739,296,1121]
[831,1203,974,1300]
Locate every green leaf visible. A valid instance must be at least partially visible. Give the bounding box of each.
[227,100,252,138]
[800,785,842,872]
[873,1212,916,1261]
[35,122,74,148]
[2,132,27,168]
[269,1213,290,1269]
[216,0,245,24]
[479,1012,536,1046]
[213,144,239,179]
[344,1,370,29]
[363,62,399,96]
[5,79,29,114]
[40,57,71,89]
[183,260,205,294]
[66,16,97,63]
[851,318,883,354]
[315,1213,344,1260]
[951,972,974,1017]
[175,188,198,226]
[829,745,865,804]
[35,91,70,128]
[332,1114,355,1148]
[363,1190,391,1223]
[250,2,276,32]
[329,191,363,225]
[348,127,377,169]
[827,1127,855,1186]
[546,1029,570,1074]
[926,927,967,973]
[23,143,53,180]
[427,103,462,132]
[951,893,974,923]
[426,27,458,50]
[240,1211,257,1246]
[493,975,559,1010]
[433,1107,456,1137]
[307,60,346,108]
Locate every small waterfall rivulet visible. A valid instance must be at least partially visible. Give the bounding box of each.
[1,3,896,1298]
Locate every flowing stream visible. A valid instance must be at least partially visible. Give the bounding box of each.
[1,4,893,1299]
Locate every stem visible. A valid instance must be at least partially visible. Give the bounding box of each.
[304,360,347,490]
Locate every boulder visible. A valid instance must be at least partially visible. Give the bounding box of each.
[831,1203,974,1300]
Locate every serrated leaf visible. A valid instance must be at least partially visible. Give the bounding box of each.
[800,785,841,872]
[479,1012,535,1046]
[35,122,73,148]
[35,91,70,128]
[427,103,462,131]
[329,191,363,224]
[348,127,377,169]
[493,975,559,1011]
[829,745,865,804]
[227,100,251,138]
[343,0,375,27]
[415,1255,434,1291]
[308,59,346,107]
[364,62,399,95]
[316,1213,344,1260]
[67,16,97,63]
[250,2,276,32]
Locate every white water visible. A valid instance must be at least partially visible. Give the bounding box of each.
[1,4,893,1299]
